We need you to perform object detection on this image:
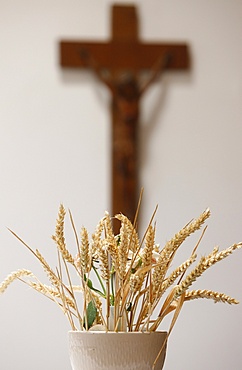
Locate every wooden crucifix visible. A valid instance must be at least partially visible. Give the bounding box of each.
[60,5,189,232]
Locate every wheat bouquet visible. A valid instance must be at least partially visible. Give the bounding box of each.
[1,204,241,338]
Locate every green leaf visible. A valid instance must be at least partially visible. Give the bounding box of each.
[84,275,106,298]
[85,300,97,330]
[85,277,93,289]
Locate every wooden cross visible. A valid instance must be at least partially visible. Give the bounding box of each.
[60,5,189,232]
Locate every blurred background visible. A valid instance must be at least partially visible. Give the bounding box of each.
[0,1,242,369]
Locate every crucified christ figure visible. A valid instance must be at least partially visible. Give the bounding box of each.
[81,50,171,123]
[80,50,171,227]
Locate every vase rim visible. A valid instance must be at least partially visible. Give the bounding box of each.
[68,330,167,335]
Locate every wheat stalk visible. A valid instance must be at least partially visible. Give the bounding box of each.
[1,205,241,335]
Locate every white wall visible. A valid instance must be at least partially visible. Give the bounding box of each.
[1,1,242,369]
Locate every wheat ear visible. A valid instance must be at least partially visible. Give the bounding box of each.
[91,216,105,259]
[185,289,239,304]
[36,249,60,288]
[98,241,110,282]
[29,281,76,308]
[52,204,74,264]
[159,254,197,296]
[0,269,33,293]
[117,217,129,281]
[104,212,116,245]
[176,242,242,297]
[115,213,140,253]
[152,209,210,296]
[130,225,155,294]
[79,227,91,274]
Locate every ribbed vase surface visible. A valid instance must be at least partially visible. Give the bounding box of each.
[69,331,167,370]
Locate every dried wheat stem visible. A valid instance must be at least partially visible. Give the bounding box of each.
[151,293,185,369]
[129,284,150,331]
[56,266,77,330]
[148,286,179,332]
[63,255,83,329]
[68,209,80,253]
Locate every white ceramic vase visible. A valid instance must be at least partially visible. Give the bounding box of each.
[68,331,167,370]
